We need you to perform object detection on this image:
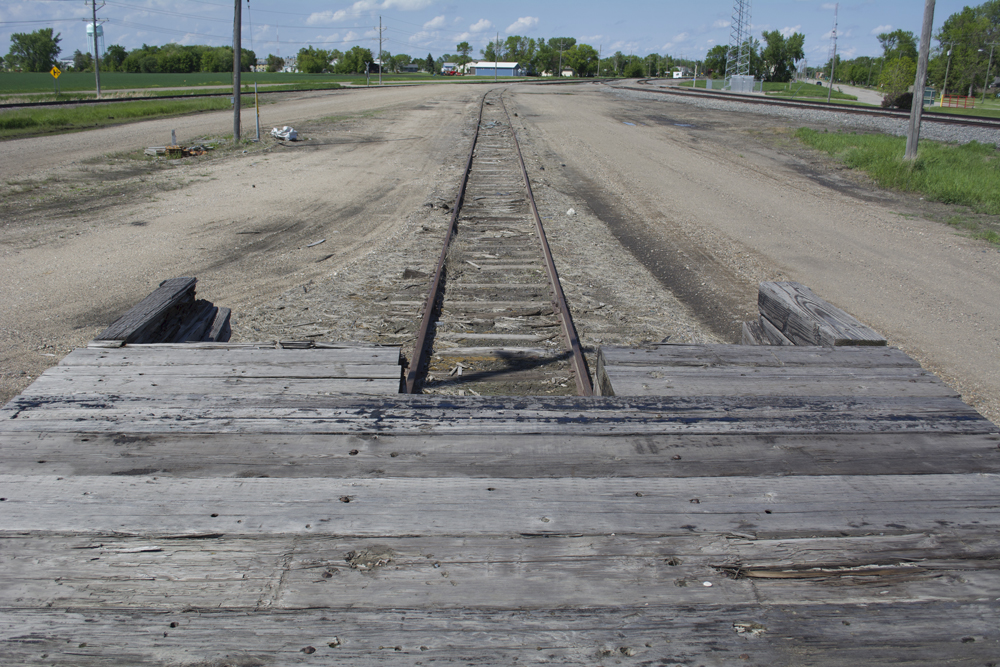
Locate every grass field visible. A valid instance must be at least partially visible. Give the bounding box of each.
[796,128,1000,240]
[0,96,246,139]
[0,71,446,94]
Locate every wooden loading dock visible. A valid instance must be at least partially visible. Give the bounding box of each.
[1,281,999,665]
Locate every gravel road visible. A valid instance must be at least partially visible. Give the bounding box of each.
[2,81,998,424]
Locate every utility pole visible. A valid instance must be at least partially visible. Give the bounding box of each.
[981,42,997,103]
[826,3,838,102]
[378,16,383,85]
[941,43,954,102]
[905,0,935,161]
[91,0,102,99]
[233,0,241,143]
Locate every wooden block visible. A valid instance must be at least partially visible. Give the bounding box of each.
[205,307,231,342]
[94,277,197,343]
[759,314,794,346]
[172,302,216,343]
[741,320,768,345]
[758,281,886,346]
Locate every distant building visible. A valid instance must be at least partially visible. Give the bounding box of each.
[400,63,420,73]
[561,68,576,77]
[283,57,297,73]
[672,67,693,78]
[441,62,458,74]
[469,61,528,77]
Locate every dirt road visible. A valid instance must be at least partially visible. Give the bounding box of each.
[511,82,1000,421]
[2,81,998,425]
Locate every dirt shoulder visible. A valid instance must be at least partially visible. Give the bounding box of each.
[510,82,1000,423]
[0,85,482,403]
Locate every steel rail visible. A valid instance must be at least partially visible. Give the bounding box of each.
[499,93,594,396]
[622,79,1000,131]
[404,92,486,394]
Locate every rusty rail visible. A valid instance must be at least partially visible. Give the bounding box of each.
[499,94,593,396]
[404,93,486,394]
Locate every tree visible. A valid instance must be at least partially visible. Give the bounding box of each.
[879,56,917,106]
[877,30,918,61]
[933,3,996,96]
[298,46,331,73]
[456,41,472,68]
[760,30,804,82]
[266,53,284,72]
[565,43,599,76]
[104,44,127,72]
[425,52,435,74]
[333,46,372,73]
[6,28,61,72]
[704,45,729,77]
[72,49,93,72]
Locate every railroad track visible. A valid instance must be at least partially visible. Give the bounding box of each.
[403,89,592,396]
[622,78,1000,130]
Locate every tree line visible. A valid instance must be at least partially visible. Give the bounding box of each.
[817,0,1000,102]
[703,30,806,82]
[3,30,258,73]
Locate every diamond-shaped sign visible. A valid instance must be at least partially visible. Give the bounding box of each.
[50,65,61,79]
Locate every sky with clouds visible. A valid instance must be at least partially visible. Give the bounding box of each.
[0,1,976,65]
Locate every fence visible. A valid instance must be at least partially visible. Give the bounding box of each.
[941,94,975,108]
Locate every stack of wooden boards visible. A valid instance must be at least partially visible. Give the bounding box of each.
[1,279,998,665]
[93,277,231,347]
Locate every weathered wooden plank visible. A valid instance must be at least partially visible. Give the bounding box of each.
[57,346,402,367]
[3,431,996,478]
[0,601,996,665]
[741,319,768,346]
[759,314,794,346]
[94,277,197,343]
[19,376,401,398]
[1,474,997,539]
[599,344,918,368]
[26,362,404,380]
[171,301,216,343]
[600,366,956,398]
[758,281,887,346]
[3,395,991,435]
[3,532,998,612]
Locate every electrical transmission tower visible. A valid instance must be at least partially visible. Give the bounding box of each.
[725,0,752,83]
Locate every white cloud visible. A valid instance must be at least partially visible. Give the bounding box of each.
[423,15,446,30]
[780,25,802,37]
[506,16,539,34]
[383,0,434,8]
[713,20,730,29]
[469,19,493,33]
[307,10,350,25]
[871,24,892,35]
[307,0,430,25]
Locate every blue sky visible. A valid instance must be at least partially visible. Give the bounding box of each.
[0,1,976,65]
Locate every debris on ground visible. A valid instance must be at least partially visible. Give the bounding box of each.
[271,126,299,141]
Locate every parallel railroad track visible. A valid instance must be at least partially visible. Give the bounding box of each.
[404,89,592,396]
[623,78,1000,131]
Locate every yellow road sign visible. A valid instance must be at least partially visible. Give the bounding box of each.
[50,65,61,79]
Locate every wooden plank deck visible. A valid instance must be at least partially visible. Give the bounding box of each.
[1,341,999,665]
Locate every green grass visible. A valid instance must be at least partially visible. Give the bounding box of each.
[796,128,1000,216]
[679,79,861,102]
[0,71,438,94]
[946,215,1000,245]
[0,96,246,139]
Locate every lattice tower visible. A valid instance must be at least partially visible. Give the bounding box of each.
[725,0,752,80]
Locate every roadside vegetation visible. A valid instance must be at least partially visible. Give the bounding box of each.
[0,96,247,139]
[796,128,1000,241]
